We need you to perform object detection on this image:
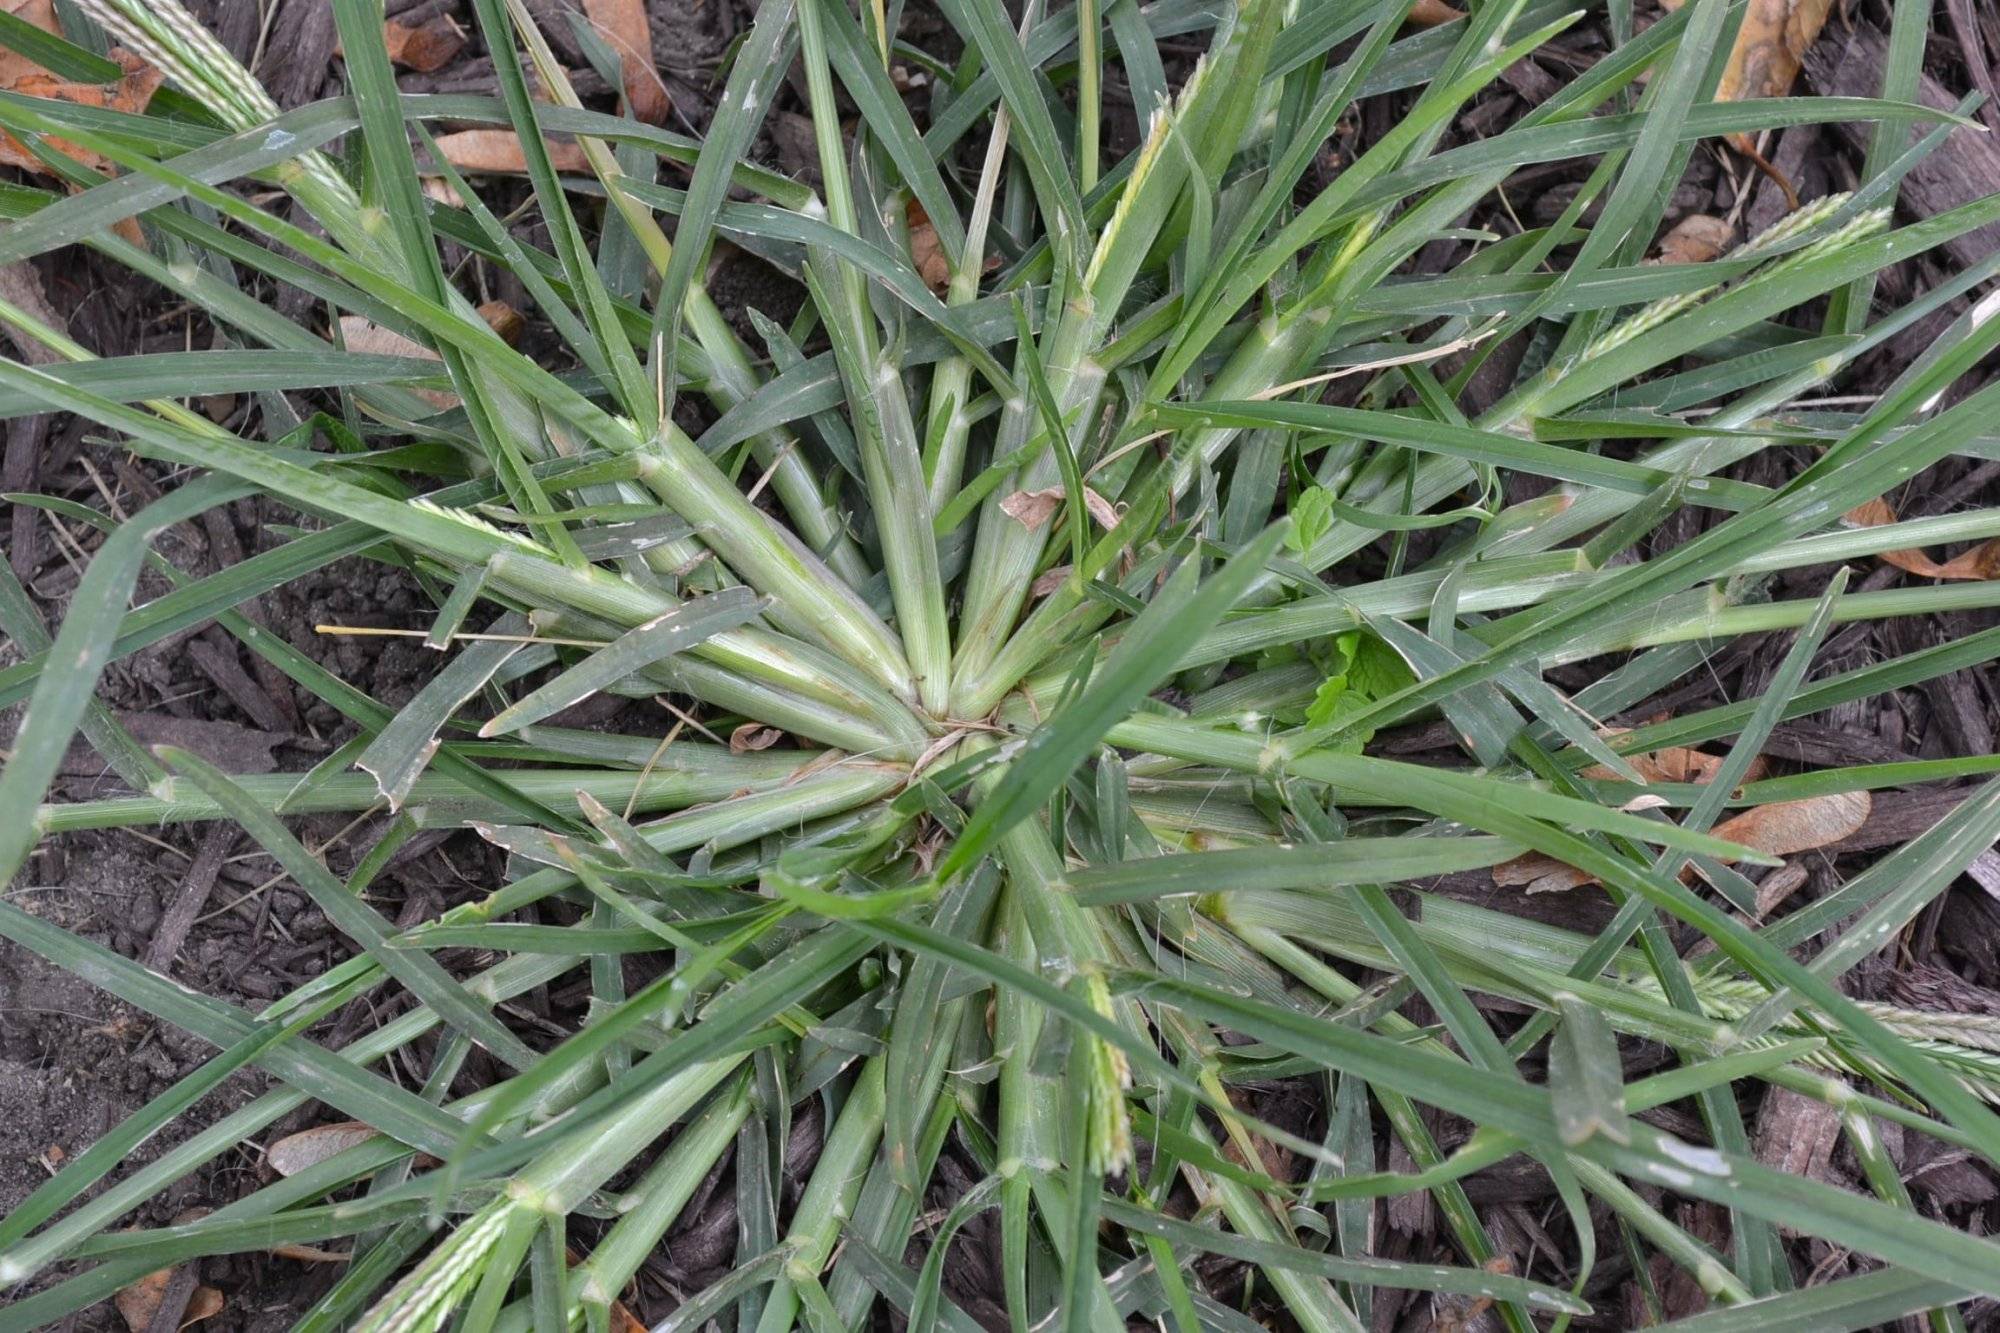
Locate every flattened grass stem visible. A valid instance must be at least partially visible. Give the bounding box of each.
[925,107,1013,515]
[632,433,917,703]
[752,1057,888,1333]
[565,1074,752,1329]
[797,0,952,715]
[484,541,924,753]
[949,1,1283,703]
[357,1056,746,1332]
[498,0,869,585]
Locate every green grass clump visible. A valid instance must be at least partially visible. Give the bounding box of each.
[3,0,2000,1328]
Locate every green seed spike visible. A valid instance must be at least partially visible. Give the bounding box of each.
[1078,968,1134,1178]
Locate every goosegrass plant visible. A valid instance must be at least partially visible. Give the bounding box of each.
[4,0,2000,1327]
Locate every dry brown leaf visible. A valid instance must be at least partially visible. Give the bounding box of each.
[1709,790,1870,859]
[1218,1125,1294,1181]
[115,1268,173,1331]
[1578,727,1765,788]
[432,129,590,176]
[1581,741,1767,787]
[421,175,466,208]
[1406,0,1465,26]
[584,0,671,125]
[478,299,526,346]
[1495,791,1868,894]
[1940,543,2000,581]
[115,1269,221,1331]
[0,0,59,88]
[382,16,467,73]
[335,304,521,409]
[1436,1259,1516,1333]
[0,0,162,240]
[1754,860,1811,917]
[730,723,783,753]
[0,49,163,177]
[1715,0,1836,153]
[561,1248,647,1331]
[185,1288,225,1326]
[1491,853,1594,895]
[999,486,1122,532]
[907,198,950,295]
[266,1120,377,1177]
[1650,214,1734,265]
[999,489,1062,529]
[1030,564,1072,599]
[1844,497,1895,528]
[1843,497,2000,580]
[335,317,457,410]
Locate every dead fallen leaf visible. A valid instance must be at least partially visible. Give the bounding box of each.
[335,317,457,410]
[114,1267,171,1330]
[115,1269,222,1331]
[562,1248,648,1331]
[185,1288,224,1327]
[1218,1122,1294,1181]
[1715,0,1836,154]
[583,0,671,125]
[730,723,783,753]
[1754,860,1811,917]
[382,16,466,73]
[1582,741,1768,787]
[1650,214,1734,266]
[1406,0,1465,25]
[1491,854,1595,894]
[0,49,163,177]
[1000,486,1122,532]
[1215,1085,1295,1181]
[0,0,59,88]
[0,0,161,249]
[907,198,950,294]
[1495,791,1869,894]
[1031,564,1072,599]
[1845,497,1895,527]
[335,304,521,410]
[1844,498,2000,580]
[1577,727,1771,788]
[478,299,526,346]
[432,129,590,176]
[421,175,465,208]
[1942,544,2000,580]
[1709,790,1871,859]
[1435,1258,1516,1333]
[1000,489,1060,529]
[266,1120,378,1177]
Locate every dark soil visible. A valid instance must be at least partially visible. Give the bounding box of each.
[2,0,1999,1329]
